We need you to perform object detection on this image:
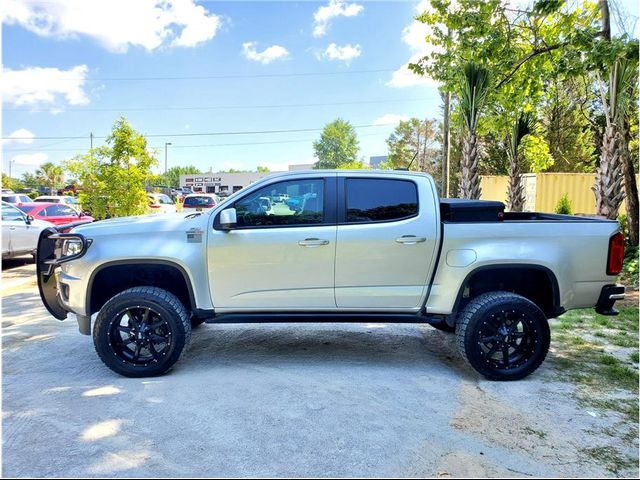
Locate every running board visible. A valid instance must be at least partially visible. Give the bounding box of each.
[205,312,446,325]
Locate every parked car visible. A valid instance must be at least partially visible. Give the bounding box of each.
[182,193,219,211]
[37,170,625,379]
[2,202,54,259]
[34,195,81,211]
[147,193,177,214]
[17,202,94,227]
[1,189,14,194]
[2,193,33,205]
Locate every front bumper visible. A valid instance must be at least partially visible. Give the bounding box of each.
[595,284,625,316]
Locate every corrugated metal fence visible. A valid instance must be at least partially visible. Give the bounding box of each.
[480,173,639,214]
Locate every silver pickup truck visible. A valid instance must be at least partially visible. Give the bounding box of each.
[36,170,626,379]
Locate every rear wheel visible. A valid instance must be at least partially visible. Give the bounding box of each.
[93,286,191,377]
[456,291,550,381]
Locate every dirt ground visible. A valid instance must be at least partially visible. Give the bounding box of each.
[2,258,638,477]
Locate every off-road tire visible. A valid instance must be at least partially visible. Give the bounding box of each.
[456,291,550,381]
[93,286,191,377]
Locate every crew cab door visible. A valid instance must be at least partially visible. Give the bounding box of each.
[208,175,337,310]
[335,176,440,309]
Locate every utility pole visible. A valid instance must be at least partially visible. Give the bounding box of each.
[90,132,93,150]
[164,142,172,174]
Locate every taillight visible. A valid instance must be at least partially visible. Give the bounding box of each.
[607,232,625,275]
[150,204,161,209]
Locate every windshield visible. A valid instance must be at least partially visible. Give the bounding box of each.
[184,196,215,207]
[16,205,36,214]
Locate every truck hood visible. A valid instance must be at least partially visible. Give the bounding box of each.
[70,212,209,236]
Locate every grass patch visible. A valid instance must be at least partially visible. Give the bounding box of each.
[630,351,639,363]
[581,446,638,474]
[522,426,547,439]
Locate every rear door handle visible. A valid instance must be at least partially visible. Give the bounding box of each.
[298,238,330,247]
[395,235,426,244]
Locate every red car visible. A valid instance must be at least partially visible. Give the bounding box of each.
[17,202,94,228]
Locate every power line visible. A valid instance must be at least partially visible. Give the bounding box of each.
[38,68,397,82]
[5,97,429,113]
[2,122,398,141]
[4,132,388,153]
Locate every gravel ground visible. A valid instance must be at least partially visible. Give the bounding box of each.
[1,259,634,477]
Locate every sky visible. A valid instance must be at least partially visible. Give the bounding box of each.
[1,0,638,177]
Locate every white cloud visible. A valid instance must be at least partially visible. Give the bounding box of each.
[242,42,290,64]
[313,0,363,37]
[2,65,90,107]
[387,0,440,88]
[374,114,409,126]
[12,153,49,166]
[1,0,222,53]
[322,43,361,64]
[2,129,35,146]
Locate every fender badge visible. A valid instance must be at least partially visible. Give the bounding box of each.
[186,227,204,243]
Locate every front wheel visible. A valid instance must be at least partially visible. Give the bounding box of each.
[93,286,191,377]
[456,291,550,381]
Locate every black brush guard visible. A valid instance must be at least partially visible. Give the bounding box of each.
[36,225,90,320]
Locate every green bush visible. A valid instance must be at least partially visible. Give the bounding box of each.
[27,191,39,200]
[555,194,573,215]
[623,246,639,288]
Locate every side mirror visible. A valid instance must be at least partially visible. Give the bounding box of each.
[219,208,237,231]
[25,215,34,225]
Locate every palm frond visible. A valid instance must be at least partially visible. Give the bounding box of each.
[459,63,492,132]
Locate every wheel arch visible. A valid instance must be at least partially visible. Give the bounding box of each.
[86,259,198,317]
[451,264,562,321]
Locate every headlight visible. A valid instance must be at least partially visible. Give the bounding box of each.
[61,239,84,257]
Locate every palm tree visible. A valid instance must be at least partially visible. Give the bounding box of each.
[36,162,64,195]
[506,112,534,212]
[593,57,635,219]
[458,63,492,199]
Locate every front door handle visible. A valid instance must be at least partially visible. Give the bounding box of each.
[298,238,330,247]
[395,235,426,244]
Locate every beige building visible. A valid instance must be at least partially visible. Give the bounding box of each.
[180,171,274,195]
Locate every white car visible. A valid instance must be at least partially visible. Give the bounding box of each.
[2,193,32,205]
[2,202,54,259]
[147,193,177,214]
[34,195,81,211]
[182,193,219,211]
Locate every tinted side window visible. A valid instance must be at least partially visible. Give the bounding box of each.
[346,178,418,222]
[234,179,324,227]
[2,204,24,221]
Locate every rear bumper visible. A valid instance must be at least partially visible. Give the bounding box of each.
[595,284,625,316]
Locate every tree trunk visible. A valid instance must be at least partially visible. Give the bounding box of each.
[507,153,526,212]
[442,91,451,197]
[622,124,639,245]
[594,125,625,219]
[459,131,482,199]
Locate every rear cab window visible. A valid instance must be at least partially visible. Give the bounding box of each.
[184,196,215,207]
[345,178,418,223]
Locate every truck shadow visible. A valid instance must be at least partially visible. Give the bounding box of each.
[183,323,473,378]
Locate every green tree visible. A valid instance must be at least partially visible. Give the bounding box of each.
[257,166,270,172]
[386,118,441,177]
[65,117,158,219]
[36,162,64,195]
[506,112,534,212]
[1,173,24,191]
[20,172,40,189]
[160,165,201,188]
[313,119,359,169]
[458,63,492,199]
